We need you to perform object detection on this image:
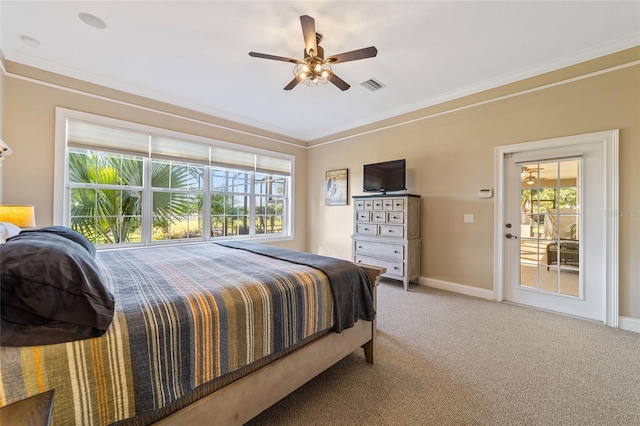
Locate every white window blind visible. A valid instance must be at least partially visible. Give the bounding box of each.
[67,120,149,155]
[210,146,255,170]
[151,136,210,164]
[256,154,291,175]
[67,119,291,174]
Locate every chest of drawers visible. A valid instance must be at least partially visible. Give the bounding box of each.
[352,194,421,290]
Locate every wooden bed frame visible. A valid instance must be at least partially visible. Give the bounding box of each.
[156,264,384,425]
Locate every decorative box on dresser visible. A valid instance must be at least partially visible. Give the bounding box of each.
[352,194,421,290]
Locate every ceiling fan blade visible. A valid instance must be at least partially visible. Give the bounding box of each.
[326,46,378,64]
[249,52,299,64]
[284,77,300,91]
[300,15,317,57]
[329,74,350,91]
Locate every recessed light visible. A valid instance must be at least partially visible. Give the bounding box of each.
[20,35,41,48]
[79,12,107,29]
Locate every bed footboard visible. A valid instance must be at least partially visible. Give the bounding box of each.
[156,264,384,426]
[358,264,384,364]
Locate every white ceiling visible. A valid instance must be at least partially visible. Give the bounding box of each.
[2,1,639,143]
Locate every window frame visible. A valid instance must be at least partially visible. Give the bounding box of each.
[54,108,294,248]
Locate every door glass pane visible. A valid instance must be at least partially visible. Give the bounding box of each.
[519,159,580,297]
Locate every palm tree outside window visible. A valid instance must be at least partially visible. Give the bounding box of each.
[62,113,291,247]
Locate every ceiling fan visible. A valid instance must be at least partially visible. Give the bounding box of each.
[248,15,378,91]
[521,166,544,185]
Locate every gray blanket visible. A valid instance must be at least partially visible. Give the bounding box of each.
[216,241,375,332]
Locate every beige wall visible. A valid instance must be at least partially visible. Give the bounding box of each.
[2,48,639,321]
[1,65,308,251]
[307,48,640,320]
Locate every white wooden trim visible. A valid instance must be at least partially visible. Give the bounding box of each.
[619,316,640,334]
[5,57,638,147]
[419,277,495,300]
[309,60,640,148]
[494,130,619,327]
[604,132,619,327]
[419,276,638,334]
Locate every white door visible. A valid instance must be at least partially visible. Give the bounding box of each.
[496,131,619,324]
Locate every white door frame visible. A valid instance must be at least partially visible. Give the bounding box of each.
[493,130,619,327]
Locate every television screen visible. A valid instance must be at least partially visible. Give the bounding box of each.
[363,159,406,194]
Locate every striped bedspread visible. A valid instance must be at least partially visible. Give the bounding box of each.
[0,243,339,425]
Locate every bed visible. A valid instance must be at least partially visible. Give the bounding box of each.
[0,226,382,425]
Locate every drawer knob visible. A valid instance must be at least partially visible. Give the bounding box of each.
[388,229,393,232]
[364,228,369,231]
[394,250,399,253]
[358,246,363,249]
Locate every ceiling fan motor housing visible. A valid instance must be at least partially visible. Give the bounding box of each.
[305,42,324,61]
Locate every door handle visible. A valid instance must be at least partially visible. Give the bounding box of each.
[505,233,518,239]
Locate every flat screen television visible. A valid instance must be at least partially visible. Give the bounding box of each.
[363,159,406,194]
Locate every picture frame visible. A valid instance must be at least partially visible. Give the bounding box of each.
[325,169,349,206]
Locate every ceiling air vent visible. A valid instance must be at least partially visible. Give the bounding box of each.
[361,78,385,92]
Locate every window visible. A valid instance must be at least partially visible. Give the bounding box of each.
[68,148,144,245]
[151,159,205,241]
[55,109,293,247]
[254,173,286,236]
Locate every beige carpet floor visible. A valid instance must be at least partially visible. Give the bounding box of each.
[246,281,640,425]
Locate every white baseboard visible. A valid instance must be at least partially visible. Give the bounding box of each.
[619,316,640,333]
[417,276,639,334]
[418,277,495,300]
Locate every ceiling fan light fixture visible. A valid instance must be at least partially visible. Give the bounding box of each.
[249,15,376,91]
[525,172,537,185]
[294,60,332,86]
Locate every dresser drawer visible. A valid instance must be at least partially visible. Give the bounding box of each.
[353,240,404,260]
[379,225,404,238]
[355,200,366,210]
[354,254,404,278]
[392,199,404,210]
[364,200,374,210]
[383,199,394,210]
[356,224,377,235]
[387,211,404,224]
[356,211,370,222]
[372,199,384,210]
[371,211,386,223]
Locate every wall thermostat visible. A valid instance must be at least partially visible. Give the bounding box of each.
[478,188,493,198]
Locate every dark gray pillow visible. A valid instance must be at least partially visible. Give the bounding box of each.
[13,226,96,257]
[0,232,114,346]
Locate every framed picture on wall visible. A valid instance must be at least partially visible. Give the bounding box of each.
[325,169,348,206]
